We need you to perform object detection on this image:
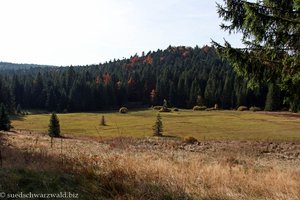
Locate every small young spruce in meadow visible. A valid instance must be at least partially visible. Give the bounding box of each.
[100,115,106,126]
[153,113,163,136]
[48,112,61,138]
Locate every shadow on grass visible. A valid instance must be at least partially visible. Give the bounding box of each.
[10,114,26,121]
[0,140,191,200]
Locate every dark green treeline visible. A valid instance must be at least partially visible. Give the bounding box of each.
[0,46,285,113]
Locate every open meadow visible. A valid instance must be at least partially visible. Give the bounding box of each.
[0,0,299,199]
[1,109,300,200]
[12,109,300,141]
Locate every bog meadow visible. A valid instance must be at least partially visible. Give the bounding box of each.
[1,109,300,199]
[0,0,300,199]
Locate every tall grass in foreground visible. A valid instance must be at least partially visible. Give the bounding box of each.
[1,133,300,199]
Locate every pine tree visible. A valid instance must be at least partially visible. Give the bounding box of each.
[0,46,287,112]
[48,112,61,137]
[204,72,218,107]
[221,73,233,108]
[168,82,176,107]
[213,0,300,112]
[264,83,282,111]
[16,104,22,114]
[153,113,163,136]
[100,115,106,126]
[0,104,11,131]
[189,79,201,107]
[196,95,204,106]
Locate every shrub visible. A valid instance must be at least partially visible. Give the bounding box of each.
[163,99,168,109]
[173,108,179,112]
[249,106,261,112]
[159,107,171,112]
[119,107,128,114]
[183,136,198,144]
[205,107,215,111]
[153,114,163,136]
[214,104,219,110]
[153,106,163,110]
[237,106,248,111]
[193,106,207,111]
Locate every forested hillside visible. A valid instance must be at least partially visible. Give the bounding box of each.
[0,46,285,113]
[0,62,54,70]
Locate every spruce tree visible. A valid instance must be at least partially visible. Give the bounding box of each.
[265,83,282,111]
[48,112,61,137]
[0,104,11,131]
[153,113,163,136]
[100,115,106,126]
[213,0,300,112]
[16,104,22,114]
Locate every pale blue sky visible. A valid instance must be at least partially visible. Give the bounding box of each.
[0,0,242,66]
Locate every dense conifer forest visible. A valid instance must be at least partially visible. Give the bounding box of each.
[0,46,288,113]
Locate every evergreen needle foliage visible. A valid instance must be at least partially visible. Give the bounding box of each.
[0,104,11,131]
[100,115,106,126]
[48,113,61,138]
[1,45,298,112]
[213,0,300,112]
[153,113,163,136]
[16,104,22,114]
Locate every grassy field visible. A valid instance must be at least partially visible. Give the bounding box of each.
[3,109,300,199]
[2,130,300,200]
[12,109,300,141]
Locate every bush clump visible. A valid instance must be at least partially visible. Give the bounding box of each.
[193,106,207,111]
[214,104,219,110]
[183,136,198,144]
[237,106,248,111]
[249,106,261,112]
[119,107,128,114]
[153,106,163,110]
[159,107,171,112]
[205,107,215,111]
[173,108,179,112]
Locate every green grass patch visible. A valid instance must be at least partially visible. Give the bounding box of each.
[12,110,300,141]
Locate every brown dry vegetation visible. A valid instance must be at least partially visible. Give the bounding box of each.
[1,131,300,200]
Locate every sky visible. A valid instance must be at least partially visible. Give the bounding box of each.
[0,0,243,66]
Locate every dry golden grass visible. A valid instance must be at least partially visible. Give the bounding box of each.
[1,131,300,200]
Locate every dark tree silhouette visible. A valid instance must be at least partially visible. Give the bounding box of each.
[0,104,11,131]
[213,0,300,112]
[48,113,61,138]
